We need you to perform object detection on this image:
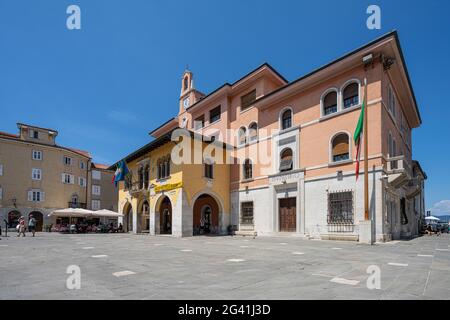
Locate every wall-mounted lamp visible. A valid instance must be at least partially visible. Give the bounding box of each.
[12,197,17,208]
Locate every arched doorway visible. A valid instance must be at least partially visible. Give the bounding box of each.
[159,196,172,235]
[8,210,21,228]
[138,200,150,233]
[29,211,43,232]
[193,194,220,235]
[123,203,133,232]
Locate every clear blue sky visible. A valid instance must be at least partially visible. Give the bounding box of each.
[0,0,449,212]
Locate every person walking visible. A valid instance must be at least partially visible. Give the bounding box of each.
[28,214,36,237]
[17,216,26,237]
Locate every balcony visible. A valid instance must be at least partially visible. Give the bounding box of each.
[68,202,87,209]
[127,181,149,196]
[385,156,413,188]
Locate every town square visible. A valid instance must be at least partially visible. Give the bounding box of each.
[1,0,450,307]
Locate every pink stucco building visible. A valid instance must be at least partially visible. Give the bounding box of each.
[142,31,426,242]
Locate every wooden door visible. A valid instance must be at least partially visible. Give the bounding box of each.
[279,198,296,232]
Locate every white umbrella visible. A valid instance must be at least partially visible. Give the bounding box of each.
[92,209,123,218]
[48,208,95,218]
[425,216,440,221]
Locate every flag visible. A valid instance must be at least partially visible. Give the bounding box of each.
[112,160,130,187]
[353,96,365,181]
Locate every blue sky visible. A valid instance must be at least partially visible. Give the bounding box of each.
[0,0,449,212]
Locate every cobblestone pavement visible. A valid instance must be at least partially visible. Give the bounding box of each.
[0,232,449,300]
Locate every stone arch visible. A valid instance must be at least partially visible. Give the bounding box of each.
[155,195,172,235]
[191,190,225,235]
[122,201,133,232]
[29,211,44,232]
[137,198,150,232]
[8,210,21,228]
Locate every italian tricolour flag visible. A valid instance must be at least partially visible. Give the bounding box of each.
[353,96,365,181]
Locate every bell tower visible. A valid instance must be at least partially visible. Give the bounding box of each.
[179,69,195,114]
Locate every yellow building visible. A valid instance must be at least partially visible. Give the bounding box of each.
[115,129,231,236]
[0,123,118,231]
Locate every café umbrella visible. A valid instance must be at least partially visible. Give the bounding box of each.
[91,209,123,218]
[48,208,95,218]
[425,216,440,222]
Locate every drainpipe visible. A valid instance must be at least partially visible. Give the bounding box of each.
[86,158,91,209]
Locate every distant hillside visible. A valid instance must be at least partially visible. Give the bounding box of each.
[436,215,450,223]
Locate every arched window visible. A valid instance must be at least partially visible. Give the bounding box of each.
[343,82,359,109]
[71,194,78,207]
[184,76,189,91]
[248,122,258,142]
[238,127,247,146]
[204,158,214,179]
[331,133,350,162]
[279,148,293,172]
[243,159,252,180]
[281,109,292,130]
[125,170,132,190]
[323,91,338,115]
[144,165,149,189]
[138,167,144,189]
[164,156,171,178]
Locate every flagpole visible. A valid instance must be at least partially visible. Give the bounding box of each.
[364,78,369,221]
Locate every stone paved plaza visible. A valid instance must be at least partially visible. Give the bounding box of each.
[0,232,449,300]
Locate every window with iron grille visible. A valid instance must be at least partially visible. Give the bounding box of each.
[241,202,254,225]
[327,191,354,224]
[241,90,256,111]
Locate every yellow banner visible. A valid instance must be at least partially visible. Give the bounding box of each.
[155,182,183,193]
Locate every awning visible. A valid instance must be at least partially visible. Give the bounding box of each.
[48,208,95,218]
[92,209,123,218]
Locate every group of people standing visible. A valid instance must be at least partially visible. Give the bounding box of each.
[16,214,37,237]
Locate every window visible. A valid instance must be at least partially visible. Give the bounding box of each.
[92,200,101,211]
[63,156,73,166]
[238,127,247,146]
[138,167,144,189]
[0,186,2,200]
[144,165,150,189]
[92,170,101,180]
[0,164,3,176]
[62,173,75,184]
[248,122,258,142]
[323,91,338,115]
[328,191,354,224]
[241,202,254,225]
[92,185,101,196]
[243,159,252,180]
[32,150,42,160]
[209,106,221,123]
[32,168,42,180]
[388,85,396,117]
[125,172,132,190]
[78,177,86,187]
[241,89,256,111]
[343,83,359,109]
[28,190,44,202]
[194,115,205,130]
[279,148,293,172]
[79,161,85,170]
[157,156,171,180]
[29,129,39,139]
[204,160,214,179]
[184,76,189,91]
[281,109,292,130]
[331,133,350,162]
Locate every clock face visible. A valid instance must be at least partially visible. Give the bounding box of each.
[183,97,190,108]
